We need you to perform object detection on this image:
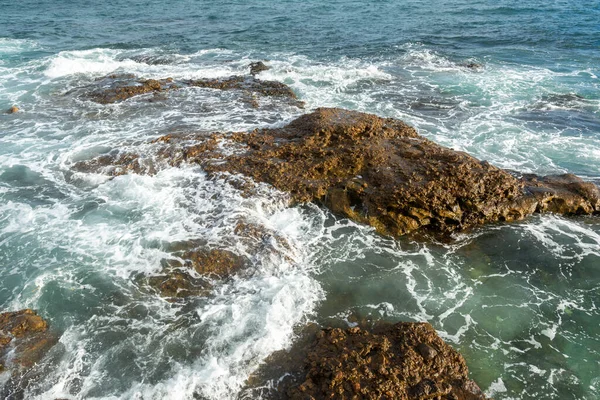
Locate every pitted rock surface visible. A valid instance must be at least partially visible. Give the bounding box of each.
[73,108,600,238]
[246,322,488,400]
[0,309,57,371]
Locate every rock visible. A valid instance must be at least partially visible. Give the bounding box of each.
[198,108,598,237]
[146,269,212,299]
[0,309,57,372]
[89,77,176,104]
[249,61,271,76]
[144,245,248,300]
[189,76,299,101]
[72,108,599,238]
[71,150,153,176]
[417,342,438,360]
[7,106,19,114]
[523,173,600,214]
[461,62,483,71]
[245,321,489,400]
[85,74,303,107]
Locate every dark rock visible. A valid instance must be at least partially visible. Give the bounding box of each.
[197,108,598,237]
[144,245,248,300]
[249,61,271,76]
[71,150,153,177]
[245,321,489,400]
[460,62,484,71]
[146,269,212,299]
[189,76,299,101]
[417,342,438,360]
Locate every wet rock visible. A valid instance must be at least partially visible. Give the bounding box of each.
[246,321,488,400]
[179,247,246,278]
[71,150,153,176]
[417,342,438,360]
[85,73,302,107]
[523,173,600,215]
[189,75,300,102]
[0,309,57,371]
[72,108,599,238]
[249,61,271,76]
[6,106,19,114]
[89,77,176,104]
[144,245,248,300]
[197,108,599,237]
[460,62,484,71]
[146,269,212,299]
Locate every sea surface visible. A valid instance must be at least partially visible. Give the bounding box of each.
[1,1,599,399]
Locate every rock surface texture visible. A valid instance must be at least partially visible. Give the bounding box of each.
[0,309,57,379]
[74,108,600,238]
[198,108,600,237]
[84,63,303,107]
[144,244,248,300]
[247,322,488,400]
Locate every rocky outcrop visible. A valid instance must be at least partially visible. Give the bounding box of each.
[249,61,271,76]
[0,309,57,373]
[246,322,488,400]
[189,75,298,101]
[89,77,178,104]
[143,244,248,300]
[84,62,303,107]
[196,108,599,237]
[73,108,599,238]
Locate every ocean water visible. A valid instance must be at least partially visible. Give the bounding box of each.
[1,1,599,399]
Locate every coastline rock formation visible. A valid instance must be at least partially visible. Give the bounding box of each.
[0,309,56,372]
[144,245,248,300]
[191,108,600,237]
[74,108,600,238]
[84,62,303,108]
[247,322,488,400]
[249,61,271,76]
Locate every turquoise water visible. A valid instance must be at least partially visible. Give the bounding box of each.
[1,1,599,399]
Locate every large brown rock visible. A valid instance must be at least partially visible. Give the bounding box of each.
[73,108,600,238]
[89,77,177,104]
[199,108,599,237]
[246,322,488,400]
[0,309,56,371]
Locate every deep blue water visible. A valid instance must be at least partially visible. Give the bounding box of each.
[1,1,599,399]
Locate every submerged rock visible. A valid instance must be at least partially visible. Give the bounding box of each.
[71,150,151,176]
[189,75,300,101]
[0,309,57,375]
[460,62,484,71]
[6,106,19,114]
[246,322,488,400]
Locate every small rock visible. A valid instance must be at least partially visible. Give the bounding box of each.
[7,106,19,114]
[249,61,270,76]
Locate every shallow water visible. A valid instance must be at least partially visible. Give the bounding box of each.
[1,1,599,399]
